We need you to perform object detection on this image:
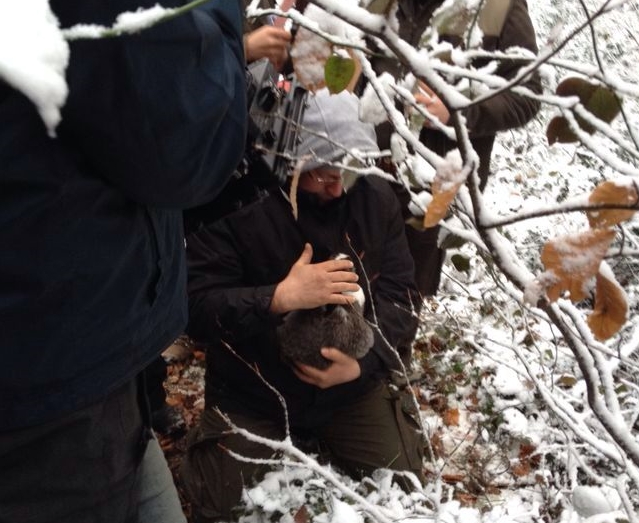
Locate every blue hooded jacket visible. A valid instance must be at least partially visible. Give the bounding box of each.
[0,0,247,430]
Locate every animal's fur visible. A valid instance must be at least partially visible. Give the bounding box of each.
[277,302,374,369]
[276,254,374,369]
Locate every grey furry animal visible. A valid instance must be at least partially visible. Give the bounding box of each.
[276,254,375,369]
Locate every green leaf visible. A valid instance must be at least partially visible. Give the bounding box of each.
[553,77,623,137]
[450,254,471,273]
[587,85,622,124]
[324,55,356,95]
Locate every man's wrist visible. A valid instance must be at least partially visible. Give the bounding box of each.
[269,283,288,314]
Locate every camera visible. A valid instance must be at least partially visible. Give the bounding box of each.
[183,59,307,233]
[244,58,308,184]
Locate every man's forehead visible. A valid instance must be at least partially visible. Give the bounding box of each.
[314,166,342,177]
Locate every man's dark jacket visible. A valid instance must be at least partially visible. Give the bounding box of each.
[0,0,246,430]
[186,176,419,428]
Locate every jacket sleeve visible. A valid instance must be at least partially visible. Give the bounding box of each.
[53,0,247,208]
[463,0,542,136]
[366,183,421,374]
[185,222,281,345]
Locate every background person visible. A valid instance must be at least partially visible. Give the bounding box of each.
[150,0,297,435]
[367,0,542,296]
[182,0,308,236]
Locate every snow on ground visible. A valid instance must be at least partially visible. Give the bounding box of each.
[210,2,639,522]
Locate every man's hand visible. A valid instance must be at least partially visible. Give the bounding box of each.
[293,348,361,388]
[414,81,450,127]
[270,243,360,314]
[244,26,291,71]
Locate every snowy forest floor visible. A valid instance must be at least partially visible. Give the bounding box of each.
[156,296,630,523]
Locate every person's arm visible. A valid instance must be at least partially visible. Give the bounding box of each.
[187,228,359,344]
[462,0,542,136]
[244,25,291,70]
[54,0,247,208]
[186,222,279,345]
[416,0,541,135]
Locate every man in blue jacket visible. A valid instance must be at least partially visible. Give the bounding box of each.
[0,1,246,522]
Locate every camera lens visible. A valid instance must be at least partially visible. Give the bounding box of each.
[256,86,278,112]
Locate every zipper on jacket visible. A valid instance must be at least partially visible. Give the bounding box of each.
[143,207,163,304]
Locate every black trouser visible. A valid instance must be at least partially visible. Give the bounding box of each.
[0,380,148,523]
[144,355,169,413]
[405,224,444,298]
[181,383,425,522]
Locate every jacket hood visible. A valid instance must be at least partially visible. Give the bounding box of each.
[297,88,379,172]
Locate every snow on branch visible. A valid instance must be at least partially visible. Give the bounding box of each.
[0,0,206,136]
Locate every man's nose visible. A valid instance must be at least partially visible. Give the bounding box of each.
[325,181,343,198]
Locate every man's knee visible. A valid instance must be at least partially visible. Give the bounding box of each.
[321,384,425,486]
[180,425,245,522]
[387,385,426,484]
[180,410,285,522]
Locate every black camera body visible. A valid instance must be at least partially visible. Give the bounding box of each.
[183,59,307,234]
[244,58,308,184]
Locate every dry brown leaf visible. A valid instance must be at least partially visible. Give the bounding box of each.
[442,407,460,426]
[442,473,465,484]
[430,430,445,458]
[162,342,193,362]
[165,395,182,407]
[519,443,540,468]
[519,443,536,459]
[289,161,302,220]
[429,394,448,415]
[454,492,477,506]
[540,228,616,302]
[293,505,311,523]
[423,179,463,228]
[466,391,479,408]
[587,180,638,228]
[290,26,331,92]
[511,460,531,478]
[587,270,628,340]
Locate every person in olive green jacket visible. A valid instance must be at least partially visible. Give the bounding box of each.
[369,0,542,296]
